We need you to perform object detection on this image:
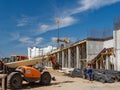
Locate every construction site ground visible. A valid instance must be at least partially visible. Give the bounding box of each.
[1,68,120,90]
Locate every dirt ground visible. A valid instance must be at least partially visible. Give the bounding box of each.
[1,68,120,90]
[22,68,120,90]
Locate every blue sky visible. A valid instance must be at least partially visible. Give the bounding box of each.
[0,0,120,57]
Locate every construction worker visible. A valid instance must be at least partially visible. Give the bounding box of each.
[86,65,93,81]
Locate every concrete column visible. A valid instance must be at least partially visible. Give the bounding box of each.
[112,55,115,70]
[100,60,104,69]
[106,55,109,70]
[68,48,71,68]
[96,62,98,69]
[114,29,120,71]
[66,51,68,68]
[57,53,59,63]
[76,46,79,68]
[62,51,64,68]
[116,51,120,70]
[109,55,114,70]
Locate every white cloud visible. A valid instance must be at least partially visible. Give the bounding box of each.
[17,17,29,27]
[39,16,77,33]
[16,0,120,34]
[40,25,49,31]
[60,16,77,27]
[71,0,120,14]
[35,37,43,45]
[16,15,38,27]
[10,31,43,47]
[18,37,43,46]
[19,37,33,44]
[37,0,120,34]
[39,24,51,33]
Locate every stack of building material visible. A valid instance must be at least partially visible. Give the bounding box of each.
[68,68,120,83]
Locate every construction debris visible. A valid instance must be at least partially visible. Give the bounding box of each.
[68,68,120,83]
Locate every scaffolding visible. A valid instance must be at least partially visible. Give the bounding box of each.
[90,48,114,70]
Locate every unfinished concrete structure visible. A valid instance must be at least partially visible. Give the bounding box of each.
[49,21,120,71]
[50,37,113,69]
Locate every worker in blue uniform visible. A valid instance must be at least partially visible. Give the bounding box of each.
[86,65,93,81]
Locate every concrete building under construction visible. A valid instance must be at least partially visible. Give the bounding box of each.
[49,21,120,71]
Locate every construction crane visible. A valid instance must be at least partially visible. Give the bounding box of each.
[56,18,70,48]
[55,38,70,49]
[56,38,69,44]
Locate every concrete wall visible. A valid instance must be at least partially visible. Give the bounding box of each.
[87,41,103,61]
[103,39,113,48]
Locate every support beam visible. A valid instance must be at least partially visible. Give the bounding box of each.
[57,53,59,63]
[114,29,120,71]
[106,55,109,70]
[76,46,79,68]
[62,51,64,68]
[68,48,71,68]
[64,50,68,68]
[96,61,98,69]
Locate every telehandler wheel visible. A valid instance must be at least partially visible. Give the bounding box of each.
[7,72,22,89]
[40,71,51,85]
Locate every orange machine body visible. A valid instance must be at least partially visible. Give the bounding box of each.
[16,66,41,78]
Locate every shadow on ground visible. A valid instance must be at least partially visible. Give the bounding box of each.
[22,80,74,89]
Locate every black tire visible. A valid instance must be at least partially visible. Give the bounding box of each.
[7,72,22,89]
[40,71,51,85]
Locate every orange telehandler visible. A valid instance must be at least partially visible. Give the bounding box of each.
[0,55,61,89]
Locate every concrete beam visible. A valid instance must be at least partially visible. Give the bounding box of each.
[68,48,71,68]
[76,46,79,68]
[62,51,64,68]
[57,53,59,63]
